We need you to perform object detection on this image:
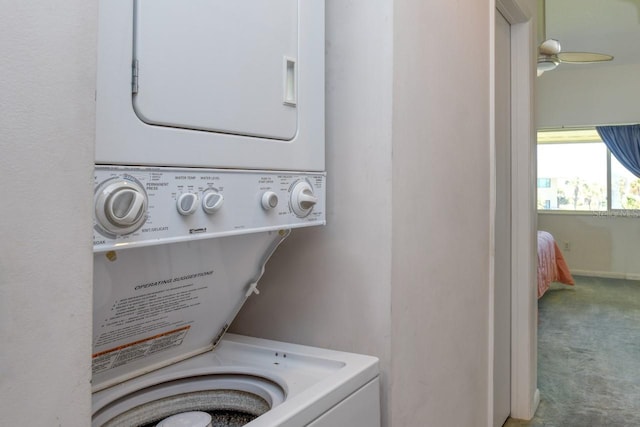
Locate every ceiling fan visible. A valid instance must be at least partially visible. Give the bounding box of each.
[537,0,614,76]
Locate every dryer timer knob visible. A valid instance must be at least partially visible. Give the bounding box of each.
[290,181,317,217]
[95,178,148,236]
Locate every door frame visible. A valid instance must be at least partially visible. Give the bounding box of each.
[492,0,538,422]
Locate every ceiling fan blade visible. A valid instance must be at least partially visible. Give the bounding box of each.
[557,52,614,63]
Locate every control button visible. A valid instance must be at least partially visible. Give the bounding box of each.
[202,191,224,214]
[261,191,279,210]
[290,181,317,217]
[94,177,148,236]
[177,193,198,216]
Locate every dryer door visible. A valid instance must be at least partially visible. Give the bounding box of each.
[133,0,298,140]
[95,0,324,171]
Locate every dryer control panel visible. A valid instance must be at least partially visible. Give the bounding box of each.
[93,166,325,252]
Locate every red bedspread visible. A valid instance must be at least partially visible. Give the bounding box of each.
[537,231,574,298]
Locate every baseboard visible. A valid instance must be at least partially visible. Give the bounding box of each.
[571,270,640,281]
[533,388,540,416]
[510,387,540,422]
[571,270,625,279]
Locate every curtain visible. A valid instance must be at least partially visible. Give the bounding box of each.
[596,124,640,178]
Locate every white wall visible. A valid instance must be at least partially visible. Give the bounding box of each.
[538,213,640,280]
[233,0,494,425]
[390,0,491,423]
[0,1,96,425]
[231,0,394,422]
[537,63,640,128]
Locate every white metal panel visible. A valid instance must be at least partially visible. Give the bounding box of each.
[133,0,298,140]
[92,166,326,252]
[307,379,381,427]
[95,0,324,171]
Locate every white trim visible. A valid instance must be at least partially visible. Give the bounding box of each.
[492,0,537,424]
[570,270,640,281]
[571,270,624,279]
[496,0,531,24]
[509,3,538,421]
[488,3,496,426]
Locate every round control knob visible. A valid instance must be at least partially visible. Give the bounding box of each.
[290,181,318,217]
[177,193,199,216]
[261,191,279,210]
[95,177,148,236]
[202,191,224,214]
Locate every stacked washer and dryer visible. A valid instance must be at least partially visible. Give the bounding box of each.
[91,1,381,426]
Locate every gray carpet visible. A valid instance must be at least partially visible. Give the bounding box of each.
[505,276,640,427]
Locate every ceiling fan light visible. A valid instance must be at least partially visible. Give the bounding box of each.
[539,39,562,55]
[537,57,559,73]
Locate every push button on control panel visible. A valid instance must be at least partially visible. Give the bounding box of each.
[261,191,279,210]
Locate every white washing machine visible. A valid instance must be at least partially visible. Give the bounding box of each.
[92,2,380,425]
[92,168,380,426]
[92,333,380,427]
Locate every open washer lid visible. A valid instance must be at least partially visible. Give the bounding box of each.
[92,230,289,392]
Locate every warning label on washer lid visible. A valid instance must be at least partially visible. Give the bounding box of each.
[92,266,218,377]
[92,326,190,375]
[94,281,207,349]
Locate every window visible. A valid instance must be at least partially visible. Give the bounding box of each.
[611,156,640,210]
[537,178,551,188]
[537,128,640,213]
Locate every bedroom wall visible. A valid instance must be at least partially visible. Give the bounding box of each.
[538,213,640,280]
[536,63,640,129]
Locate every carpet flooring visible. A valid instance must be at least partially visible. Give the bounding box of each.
[505,276,640,427]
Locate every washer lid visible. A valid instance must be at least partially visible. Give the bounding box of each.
[92,230,289,392]
[132,0,298,140]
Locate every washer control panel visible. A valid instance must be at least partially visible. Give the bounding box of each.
[93,166,326,252]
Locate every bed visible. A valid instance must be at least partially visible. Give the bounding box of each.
[537,231,575,298]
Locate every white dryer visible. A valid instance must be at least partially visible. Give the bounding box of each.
[96,0,324,172]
